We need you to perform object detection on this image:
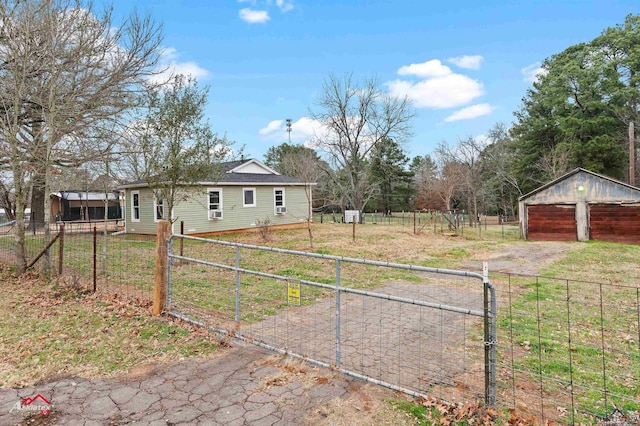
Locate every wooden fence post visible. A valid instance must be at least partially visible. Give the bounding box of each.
[180,220,184,258]
[93,226,97,292]
[58,223,65,275]
[153,220,171,315]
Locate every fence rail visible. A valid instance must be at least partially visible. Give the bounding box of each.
[0,222,638,424]
[165,234,498,406]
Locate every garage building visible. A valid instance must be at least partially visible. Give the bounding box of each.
[519,168,640,244]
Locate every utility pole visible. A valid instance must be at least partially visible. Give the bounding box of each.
[630,121,635,186]
[286,118,292,143]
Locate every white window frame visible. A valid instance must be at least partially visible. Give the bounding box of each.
[243,187,256,208]
[207,188,223,220]
[131,190,140,222]
[153,198,164,222]
[274,188,285,213]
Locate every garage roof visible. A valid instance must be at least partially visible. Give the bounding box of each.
[519,168,640,204]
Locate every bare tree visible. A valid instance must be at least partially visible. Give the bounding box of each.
[282,149,323,248]
[412,155,443,210]
[534,144,572,184]
[436,137,485,224]
[310,73,414,220]
[481,123,523,218]
[0,174,16,221]
[0,0,163,273]
[433,160,466,211]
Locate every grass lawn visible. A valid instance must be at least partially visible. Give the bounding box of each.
[2,222,638,424]
[0,264,221,388]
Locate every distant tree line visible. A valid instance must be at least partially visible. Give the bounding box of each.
[1,3,639,271]
[268,14,640,222]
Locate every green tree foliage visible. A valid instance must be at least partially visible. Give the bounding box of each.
[264,143,318,175]
[369,138,412,213]
[512,14,640,192]
[136,75,231,221]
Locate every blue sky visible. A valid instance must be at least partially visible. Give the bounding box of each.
[110,0,638,162]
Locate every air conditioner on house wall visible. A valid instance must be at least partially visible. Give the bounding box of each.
[209,210,223,219]
[276,206,287,214]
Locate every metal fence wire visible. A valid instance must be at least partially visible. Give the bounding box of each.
[2,222,638,425]
[491,271,640,425]
[0,223,156,302]
[166,234,498,406]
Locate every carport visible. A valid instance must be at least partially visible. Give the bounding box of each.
[519,168,640,243]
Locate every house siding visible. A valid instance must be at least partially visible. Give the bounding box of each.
[124,188,158,234]
[127,185,310,235]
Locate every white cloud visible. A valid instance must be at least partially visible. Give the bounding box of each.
[239,8,270,24]
[521,62,547,83]
[474,134,489,146]
[447,55,483,70]
[444,103,495,122]
[388,74,484,109]
[397,59,452,78]
[276,0,294,12]
[259,117,325,144]
[148,47,210,84]
[258,119,283,135]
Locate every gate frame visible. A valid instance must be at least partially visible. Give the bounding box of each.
[160,233,497,406]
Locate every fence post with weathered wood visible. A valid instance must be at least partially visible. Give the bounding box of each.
[58,223,65,275]
[153,220,171,315]
[93,226,97,292]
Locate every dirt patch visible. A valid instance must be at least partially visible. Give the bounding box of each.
[305,383,416,426]
[460,241,576,275]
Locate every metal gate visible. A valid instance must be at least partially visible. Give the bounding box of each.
[166,235,497,405]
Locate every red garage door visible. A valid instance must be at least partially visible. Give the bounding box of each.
[527,204,577,241]
[589,204,640,244]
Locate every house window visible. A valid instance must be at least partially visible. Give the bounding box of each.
[274,188,284,207]
[243,188,256,207]
[131,191,140,222]
[154,198,164,221]
[208,188,223,220]
[274,188,286,214]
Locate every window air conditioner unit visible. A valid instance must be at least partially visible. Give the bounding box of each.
[209,210,223,219]
[276,206,287,214]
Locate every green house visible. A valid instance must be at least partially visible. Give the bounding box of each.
[119,159,314,235]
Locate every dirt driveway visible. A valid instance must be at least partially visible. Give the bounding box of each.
[459,240,575,275]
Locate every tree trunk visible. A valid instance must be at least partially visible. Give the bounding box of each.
[31,179,46,228]
[13,180,27,274]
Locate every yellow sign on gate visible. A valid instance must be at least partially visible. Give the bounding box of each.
[287,280,301,306]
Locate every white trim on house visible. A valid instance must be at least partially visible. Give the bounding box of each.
[228,159,280,175]
[207,188,223,220]
[131,190,140,222]
[274,187,285,215]
[243,187,257,208]
[153,198,164,222]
